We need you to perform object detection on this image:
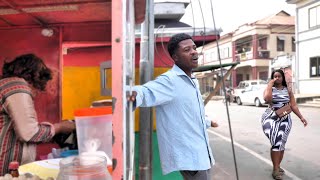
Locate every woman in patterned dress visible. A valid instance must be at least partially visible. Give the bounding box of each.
[0,54,76,175]
[261,69,308,180]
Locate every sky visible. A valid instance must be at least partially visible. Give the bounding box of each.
[180,0,296,35]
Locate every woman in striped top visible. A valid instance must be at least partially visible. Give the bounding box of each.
[0,54,75,175]
[261,69,308,180]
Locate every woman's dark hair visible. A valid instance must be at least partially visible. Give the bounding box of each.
[2,54,52,91]
[167,33,193,58]
[271,69,287,87]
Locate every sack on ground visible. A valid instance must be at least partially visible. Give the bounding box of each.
[275,104,292,118]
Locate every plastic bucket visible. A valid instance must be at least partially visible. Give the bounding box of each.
[74,107,112,170]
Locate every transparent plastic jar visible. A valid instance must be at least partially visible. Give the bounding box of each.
[57,155,111,180]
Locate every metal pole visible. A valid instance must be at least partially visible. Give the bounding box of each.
[295,8,299,94]
[209,1,240,180]
[139,0,154,179]
[125,0,136,179]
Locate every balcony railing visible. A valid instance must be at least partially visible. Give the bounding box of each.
[258,50,270,58]
[235,51,253,61]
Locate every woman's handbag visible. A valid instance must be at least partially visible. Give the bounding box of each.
[275,104,292,118]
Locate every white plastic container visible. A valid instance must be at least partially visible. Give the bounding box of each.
[57,154,111,180]
[74,107,112,172]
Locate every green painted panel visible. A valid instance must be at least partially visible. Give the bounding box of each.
[135,132,182,180]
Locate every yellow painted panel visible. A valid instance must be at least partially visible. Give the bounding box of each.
[62,67,111,120]
[62,66,169,131]
[134,67,170,131]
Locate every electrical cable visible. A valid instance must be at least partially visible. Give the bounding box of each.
[197,0,207,55]
[189,0,196,36]
[209,1,240,180]
[190,3,295,179]
[160,25,176,63]
[154,25,173,67]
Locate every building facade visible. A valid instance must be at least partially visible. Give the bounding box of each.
[287,0,320,94]
[198,11,296,90]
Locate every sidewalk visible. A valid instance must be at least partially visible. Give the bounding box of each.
[295,94,320,108]
[210,94,320,108]
[294,93,320,102]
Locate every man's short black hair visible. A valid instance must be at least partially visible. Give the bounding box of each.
[167,33,193,58]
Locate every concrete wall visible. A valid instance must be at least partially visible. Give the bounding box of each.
[296,0,320,93]
[0,28,60,123]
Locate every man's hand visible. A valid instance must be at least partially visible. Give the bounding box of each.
[211,121,219,128]
[127,91,137,102]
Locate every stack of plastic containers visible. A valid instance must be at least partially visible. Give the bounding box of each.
[73,106,112,174]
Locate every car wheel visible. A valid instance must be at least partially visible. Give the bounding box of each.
[236,97,242,105]
[255,98,262,107]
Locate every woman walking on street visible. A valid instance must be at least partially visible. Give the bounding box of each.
[261,69,308,180]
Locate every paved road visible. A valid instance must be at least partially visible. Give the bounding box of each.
[206,100,320,180]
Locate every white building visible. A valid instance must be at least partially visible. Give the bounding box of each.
[287,0,320,94]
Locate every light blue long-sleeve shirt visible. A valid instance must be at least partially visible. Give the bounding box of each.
[134,64,214,175]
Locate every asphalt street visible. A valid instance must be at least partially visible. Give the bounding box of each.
[206,100,320,180]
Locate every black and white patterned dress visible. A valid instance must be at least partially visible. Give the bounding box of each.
[261,87,292,151]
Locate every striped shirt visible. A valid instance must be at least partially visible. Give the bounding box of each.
[134,65,214,175]
[0,77,54,175]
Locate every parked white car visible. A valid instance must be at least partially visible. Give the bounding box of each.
[236,84,268,107]
[232,80,267,102]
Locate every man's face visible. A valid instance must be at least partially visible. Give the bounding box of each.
[173,39,199,72]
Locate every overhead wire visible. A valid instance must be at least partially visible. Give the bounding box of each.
[153,3,294,180]
[154,25,173,67]
[200,2,295,180]
[160,25,175,62]
[197,0,207,56]
[208,1,240,180]
[189,0,196,37]
[156,0,204,66]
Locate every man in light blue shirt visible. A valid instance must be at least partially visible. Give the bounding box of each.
[128,33,217,180]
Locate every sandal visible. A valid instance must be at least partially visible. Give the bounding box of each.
[279,167,285,175]
[272,169,283,180]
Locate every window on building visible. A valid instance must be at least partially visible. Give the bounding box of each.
[310,57,320,77]
[219,48,229,59]
[292,37,296,52]
[259,71,268,81]
[219,49,224,59]
[211,52,215,61]
[258,37,267,49]
[309,5,320,28]
[204,53,209,63]
[225,47,230,58]
[277,36,285,51]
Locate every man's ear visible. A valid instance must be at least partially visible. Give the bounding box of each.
[172,54,178,62]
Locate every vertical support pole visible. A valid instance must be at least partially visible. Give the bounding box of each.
[252,66,257,80]
[139,0,154,179]
[125,0,135,179]
[294,8,299,94]
[252,34,258,59]
[232,69,237,88]
[59,26,63,121]
[112,0,124,179]
[232,41,236,62]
